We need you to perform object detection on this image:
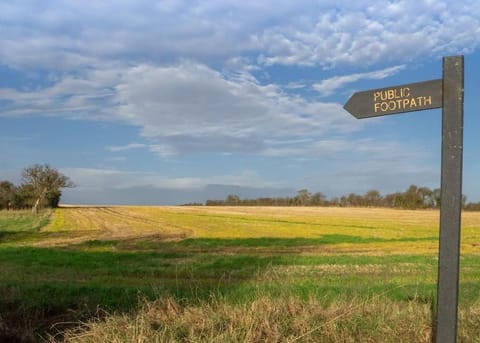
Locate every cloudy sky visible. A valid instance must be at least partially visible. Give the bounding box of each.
[1,0,480,205]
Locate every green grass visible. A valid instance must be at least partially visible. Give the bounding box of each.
[0,209,50,232]
[2,245,478,310]
[178,235,438,248]
[1,208,480,341]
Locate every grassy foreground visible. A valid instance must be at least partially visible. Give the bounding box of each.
[1,206,480,342]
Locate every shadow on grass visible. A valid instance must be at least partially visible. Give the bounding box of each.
[177,235,438,248]
[178,212,386,230]
[0,238,442,310]
[0,230,102,245]
[0,234,458,342]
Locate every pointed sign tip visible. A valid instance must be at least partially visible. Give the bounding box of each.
[343,79,442,119]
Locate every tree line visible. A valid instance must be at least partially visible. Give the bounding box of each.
[206,185,480,210]
[0,164,74,213]
[3,166,480,211]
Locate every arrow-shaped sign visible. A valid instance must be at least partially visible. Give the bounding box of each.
[343,56,465,343]
[344,79,443,119]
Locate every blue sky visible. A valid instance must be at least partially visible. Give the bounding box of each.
[1,0,480,205]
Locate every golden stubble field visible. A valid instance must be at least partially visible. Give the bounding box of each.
[38,205,480,255]
[36,206,480,342]
[3,206,480,342]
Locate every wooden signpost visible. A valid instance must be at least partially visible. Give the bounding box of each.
[344,79,443,118]
[344,56,464,343]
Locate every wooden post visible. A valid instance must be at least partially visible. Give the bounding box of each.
[435,55,464,343]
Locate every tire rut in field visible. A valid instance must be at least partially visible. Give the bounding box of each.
[181,211,380,230]
[98,208,189,231]
[54,207,102,231]
[97,208,165,225]
[92,207,194,238]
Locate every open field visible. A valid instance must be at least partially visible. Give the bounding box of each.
[1,206,480,342]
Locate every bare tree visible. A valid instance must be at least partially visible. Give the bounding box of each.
[295,189,311,206]
[21,164,74,214]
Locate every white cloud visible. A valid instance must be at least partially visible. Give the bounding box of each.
[284,82,307,90]
[0,69,119,119]
[107,143,148,152]
[1,1,479,70]
[1,1,477,204]
[261,137,430,161]
[313,65,405,96]
[0,62,361,156]
[255,0,480,67]
[61,167,273,191]
[60,167,203,191]
[0,1,274,69]
[120,60,362,148]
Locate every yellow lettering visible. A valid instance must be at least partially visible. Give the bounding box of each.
[387,89,395,100]
[372,86,433,113]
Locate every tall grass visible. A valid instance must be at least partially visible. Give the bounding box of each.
[52,295,480,342]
